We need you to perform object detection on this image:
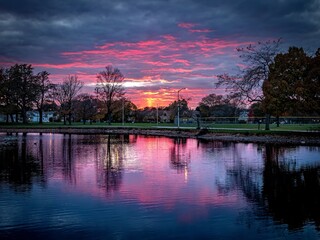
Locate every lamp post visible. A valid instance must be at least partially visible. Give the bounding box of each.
[156,103,159,126]
[177,88,186,128]
[122,98,125,126]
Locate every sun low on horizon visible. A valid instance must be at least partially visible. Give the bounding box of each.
[1,0,319,109]
[28,23,252,109]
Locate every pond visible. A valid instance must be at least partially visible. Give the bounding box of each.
[0,133,319,239]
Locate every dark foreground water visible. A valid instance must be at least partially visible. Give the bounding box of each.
[0,133,319,240]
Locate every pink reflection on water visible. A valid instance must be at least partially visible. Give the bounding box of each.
[28,134,247,222]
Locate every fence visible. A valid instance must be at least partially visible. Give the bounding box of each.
[195,116,320,129]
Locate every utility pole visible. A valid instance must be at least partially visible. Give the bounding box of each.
[156,103,159,126]
[177,88,186,128]
[122,98,124,126]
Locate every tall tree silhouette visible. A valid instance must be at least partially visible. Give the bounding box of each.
[96,65,125,124]
[54,75,83,125]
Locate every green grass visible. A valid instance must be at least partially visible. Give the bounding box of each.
[199,123,320,131]
[0,122,173,129]
[0,122,319,132]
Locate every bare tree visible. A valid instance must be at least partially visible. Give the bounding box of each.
[216,39,281,130]
[96,65,125,124]
[55,75,83,125]
[35,71,54,124]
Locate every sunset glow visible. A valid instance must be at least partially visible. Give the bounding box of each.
[1,0,319,108]
[31,34,251,108]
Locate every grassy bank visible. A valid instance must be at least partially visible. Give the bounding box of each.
[0,122,319,135]
[0,122,319,145]
[0,121,319,129]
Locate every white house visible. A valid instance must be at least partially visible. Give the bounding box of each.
[27,111,55,123]
[238,110,249,123]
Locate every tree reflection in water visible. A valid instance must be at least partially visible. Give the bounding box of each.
[62,133,75,184]
[0,133,128,196]
[219,143,320,231]
[96,135,127,194]
[0,133,319,233]
[0,133,45,192]
[263,145,320,231]
[170,138,190,176]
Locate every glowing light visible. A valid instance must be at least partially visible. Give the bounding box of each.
[143,92,159,95]
[146,98,156,107]
[123,81,148,88]
[26,22,254,109]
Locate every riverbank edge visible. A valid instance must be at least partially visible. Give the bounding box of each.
[1,127,319,146]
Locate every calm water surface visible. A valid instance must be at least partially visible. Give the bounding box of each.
[0,133,319,239]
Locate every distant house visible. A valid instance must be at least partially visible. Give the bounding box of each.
[27,111,56,123]
[0,113,7,122]
[0,114,18,123]
[174,110,196,125]
[0,114,7,122]
[238,110,249,123]
[159,110,170,123]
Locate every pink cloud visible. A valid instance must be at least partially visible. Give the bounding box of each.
[189,29,213,33]
[174,59,191,66]
[33,62,105,69]
[126,87,214,108]
[178,22,198,29]
[144,60,170,66]
[29,29,254,108]
[162,35,177,41]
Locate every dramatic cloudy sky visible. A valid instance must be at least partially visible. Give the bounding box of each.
[1,0,319,108]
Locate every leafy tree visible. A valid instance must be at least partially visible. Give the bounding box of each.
[198,94,227,117]
[217,40,281,130]
[262,47,310,125]
[73,94,98,124]
[112,98,137,123]
[262,47,320,124]
[248,102,264,122]
[7,64,40,123]
[96,65,125,124]
[198,93,239,120]
[54,75,83,125]
[200,93,225,107]
[0,68,15,122]
[0,68,5,103]
[165,99,189,122]
[304,48,320,115]
[94,98,107,122]
[135,107,158,123]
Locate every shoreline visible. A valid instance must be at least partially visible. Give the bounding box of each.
[0,127,319,146]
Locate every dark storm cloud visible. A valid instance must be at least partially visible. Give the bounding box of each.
[1,0,319,107]
[0,0,319,63]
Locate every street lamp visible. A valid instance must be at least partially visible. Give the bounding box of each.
[156,103,159,126]
[122,98,125,126]
[177,88,186,128]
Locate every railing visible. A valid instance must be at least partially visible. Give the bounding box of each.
[177,116,320,131]
[198,116,320,124]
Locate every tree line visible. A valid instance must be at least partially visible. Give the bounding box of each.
[0,64,126,124]
[0,63,239,125]
[217,40,320,129]
[0,41,319,127]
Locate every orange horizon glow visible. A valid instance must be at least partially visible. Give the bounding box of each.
[3,22,255,108]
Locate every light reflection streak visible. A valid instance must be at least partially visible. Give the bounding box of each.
[6,134,247,209]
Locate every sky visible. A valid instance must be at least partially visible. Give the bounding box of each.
[0,0,319,108]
